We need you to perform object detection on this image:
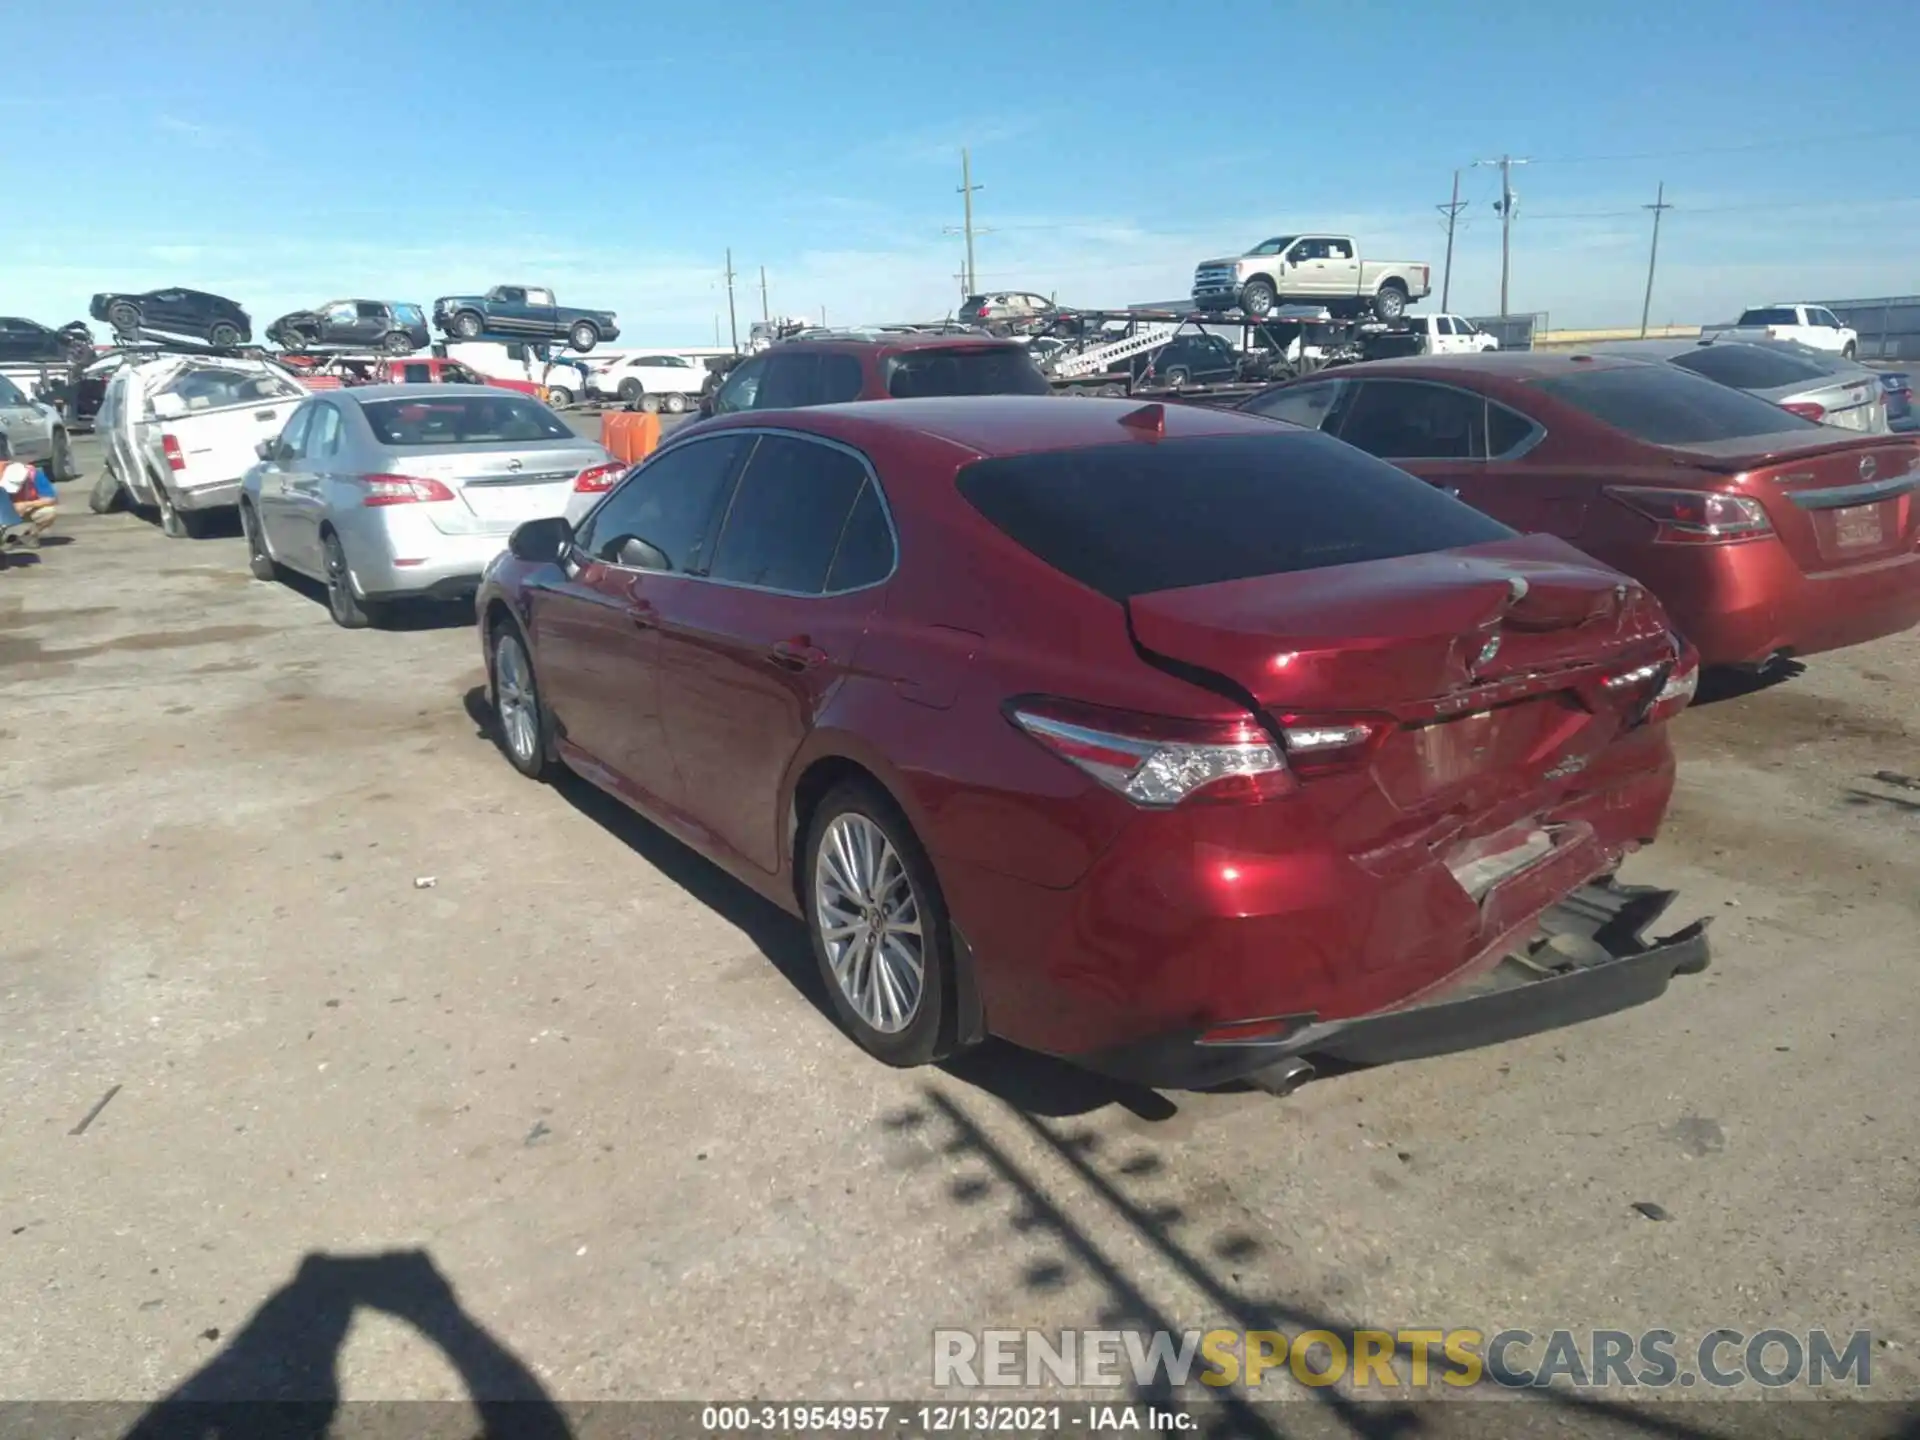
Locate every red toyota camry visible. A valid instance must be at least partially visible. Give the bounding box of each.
[476,396,1707,1091]
[1239,353,1920,670]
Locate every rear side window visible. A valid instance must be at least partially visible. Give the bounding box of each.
[400,363,433,383]
[885,346,1050,398]
[1671,345,1830,390]
[825,481,895,591]
[757,353,820,409]
[708,436,869,593]
[1737,307,1799,327]
[956,433,1514,602]
[1533,365,1821,445]
[1242,379,1350,430]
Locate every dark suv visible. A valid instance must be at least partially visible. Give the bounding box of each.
[704,335,1050,415]
[89,288,252,346]
[266,300,431,354]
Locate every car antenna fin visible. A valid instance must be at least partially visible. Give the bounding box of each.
[1118,401,1165,437]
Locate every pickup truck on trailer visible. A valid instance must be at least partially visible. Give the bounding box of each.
[1193,234,1432,321]
[380,355,548,401]
[1713,304,1858,358]
[430,286,619,352]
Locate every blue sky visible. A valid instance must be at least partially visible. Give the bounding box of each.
[4,0,1916,344]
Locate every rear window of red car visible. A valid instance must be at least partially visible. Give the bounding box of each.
[1532,364,1822,447]
[884,346,1050,399]
[955,432,1513,602]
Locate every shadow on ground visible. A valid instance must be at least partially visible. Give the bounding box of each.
[121,1249,571,1440]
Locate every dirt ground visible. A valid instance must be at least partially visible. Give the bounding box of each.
[2,432,1916,1433]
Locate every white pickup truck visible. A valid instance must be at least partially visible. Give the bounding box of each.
[92,355,308,536]
[1403,313,1499,355]
[1714,304,1858,358]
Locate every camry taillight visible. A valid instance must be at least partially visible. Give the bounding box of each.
[1605,485,1773,544]
[357,473,455,506]
[573,461,623,493]
[1009,697,1292,806]
[1780,401,1826,422]
[161,433,184,471]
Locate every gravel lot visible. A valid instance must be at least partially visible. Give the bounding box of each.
[2,427,1916,1431]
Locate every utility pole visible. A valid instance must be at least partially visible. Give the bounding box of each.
[957,147,982,295]
[723,248,739,352]
[1639,182,1672,339]
[1436,169,1468,312]
[713,315,720,346]
[1473,154,1529,316]
[758,265,770,323]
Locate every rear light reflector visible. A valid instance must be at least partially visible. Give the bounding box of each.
[161,434,184,472]
[1650,644,1699,723]
[1273,717,1384,777]
[1008,697,1293,806]
[1780,401,1826,422]
[1605,485,1773,544]
[573,461,624,493]
[357,473,455,507]
[1198,1016,1306,1047]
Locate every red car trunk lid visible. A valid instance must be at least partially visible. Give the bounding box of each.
[1126,534,1673,811]
[1672,433,1920,571]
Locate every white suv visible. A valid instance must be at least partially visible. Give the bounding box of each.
[586,353,707,411]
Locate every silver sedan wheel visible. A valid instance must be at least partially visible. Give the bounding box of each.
[814,813,925,1034]
[494,632,540,766]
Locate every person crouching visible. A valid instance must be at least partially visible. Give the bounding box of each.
[0,435,57,547]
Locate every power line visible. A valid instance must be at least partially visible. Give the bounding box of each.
[1538,129,1920,165]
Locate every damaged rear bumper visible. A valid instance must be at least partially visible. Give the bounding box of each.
[1074,878,1711,1090]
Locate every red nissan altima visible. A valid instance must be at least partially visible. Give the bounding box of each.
[476,396,1708,1091]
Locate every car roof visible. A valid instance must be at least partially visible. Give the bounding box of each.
[777,334,1025,357]
[1325,351,1661,382]
[333,383,511,402]
[697,394,1288,461]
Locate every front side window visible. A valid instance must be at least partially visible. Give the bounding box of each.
[757,353,823,409]
[0,376,26,407]
[711,356,766,414]
[577,435,749,570]
[356,302,385,320]
[275,404,315,462]
[707,435,873,593]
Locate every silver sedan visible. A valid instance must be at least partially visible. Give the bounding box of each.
[1587,338,1888,433]
[238,384,621,628]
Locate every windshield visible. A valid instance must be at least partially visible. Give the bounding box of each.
[884,346,1050,398]
[956,432,1512,602]
[1248,236,1298,257]
[1670,344,1831,391]
[360,394,569,446]
[1533,364,1822,446]
[1737,307,1800,327]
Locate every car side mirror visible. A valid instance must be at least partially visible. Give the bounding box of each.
[255,439,274,460]
[612,535,670,572]
[151,392,186,420]
[508,515,575,565]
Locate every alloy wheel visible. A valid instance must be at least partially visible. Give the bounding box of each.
[813,813,925,1034]
[494,632,540,766]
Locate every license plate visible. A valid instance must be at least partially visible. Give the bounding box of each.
[1834,504,1883,548]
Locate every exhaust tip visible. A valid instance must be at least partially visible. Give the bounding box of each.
[1246,1057,1315,1097]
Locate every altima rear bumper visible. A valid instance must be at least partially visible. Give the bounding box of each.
[1073,879,1711,1090]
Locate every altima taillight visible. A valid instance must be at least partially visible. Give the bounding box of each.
[1605,485,1773,544]
[1780,400,1826,422]
[357,474,455,506]
[573,461,624,493]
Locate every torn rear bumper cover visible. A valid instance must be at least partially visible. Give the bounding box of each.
[1076,879,1712,1088]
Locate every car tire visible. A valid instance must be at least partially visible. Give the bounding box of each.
[663,392,688,414]
[454,311,484,340]
[568,322,600,352]
[1843,343,1857,361]
[321,530,383,629]
[1373,285,1409,322]
[545,385,573,408]
[803,780,957,1068]
[617,379,642,404]
[239,500,278,581]
[209,322,241,348]
[383,331,414,355]
[153,480,204,539]
[637,392,662,414]
[49,429,76,483]
[1162,366,1191,388]
[1239,278,1276,318]
[88,469,124,515]
[106,301,140,336]
[490,620,553,782]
